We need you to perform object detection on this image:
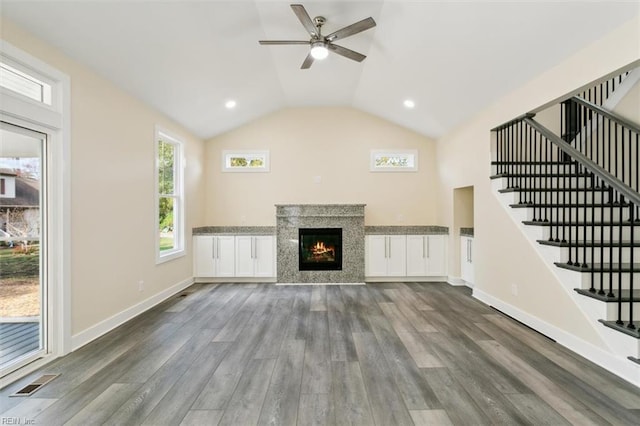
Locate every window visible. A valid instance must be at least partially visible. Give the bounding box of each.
[0,61,52,105]
[155,128,184,262]
[370,149,418,172]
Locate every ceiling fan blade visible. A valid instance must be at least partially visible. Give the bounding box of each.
[301,52,314,69]
[327,43,366,62]
[325,17,376,42]
[291,4,318,37]
[259,40,310,45]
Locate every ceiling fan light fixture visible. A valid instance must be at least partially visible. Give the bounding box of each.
[310,42,329,60]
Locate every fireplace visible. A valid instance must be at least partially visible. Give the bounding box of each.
[299,228,342,271]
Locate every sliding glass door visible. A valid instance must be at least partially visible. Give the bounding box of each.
[0,122,47,373]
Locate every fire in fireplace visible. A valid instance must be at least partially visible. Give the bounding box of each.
[298,228,342,271]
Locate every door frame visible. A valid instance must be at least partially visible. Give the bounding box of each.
[0,40,71,386]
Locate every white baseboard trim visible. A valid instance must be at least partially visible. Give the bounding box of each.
[194,277,276,284]
[447,276,467,286]
[473,288,640,388]
[71,277,195,351]
[365,276,447,283]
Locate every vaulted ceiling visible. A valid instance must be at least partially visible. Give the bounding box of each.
[2,1,638,140]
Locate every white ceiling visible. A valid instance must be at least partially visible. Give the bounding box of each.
[2,1,638,140]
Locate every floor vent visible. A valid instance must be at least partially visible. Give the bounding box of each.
[10,374,59,397]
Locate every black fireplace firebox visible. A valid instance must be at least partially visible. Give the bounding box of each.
[298,228,342,271]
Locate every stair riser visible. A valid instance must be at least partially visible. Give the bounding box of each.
[493,177,599,192]
[599,325,640,359]
[579,296,640,326]
[534,226,638,243]
[572,271,639,291]
[502,177,594,189]
[492,164,577,175]
[606,303,640,322]
[505,192,610,205]
[555,247,640,264]
[518,208,630,223]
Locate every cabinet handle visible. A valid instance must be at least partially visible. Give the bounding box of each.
[388,237,391,258]
[427,236,430,259]
[212,238,216,260]
[422,237,426,258]
[217,238,220,259]
[384,237,388,258]
[469,240,472,263]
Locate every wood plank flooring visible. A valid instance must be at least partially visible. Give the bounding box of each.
[1,282,639,425]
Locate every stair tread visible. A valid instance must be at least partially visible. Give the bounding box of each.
[500,187,609,193]
[538,239,638,248]
[598,320,640,338]
[491,173,591,179]
[492,161,576,166]
[524,220,637,226]
[511,203,626,208]
[574,288,640,302]
[555,262,640,272]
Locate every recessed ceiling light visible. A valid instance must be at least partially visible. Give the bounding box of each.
[403,99,415,109]
[225,100,237,109]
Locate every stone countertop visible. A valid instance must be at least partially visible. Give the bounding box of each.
[192,226,276,236]
[365,226,449,235]
[460,227,474,237]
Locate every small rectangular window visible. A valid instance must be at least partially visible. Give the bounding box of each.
[156,129,184,262]
[0,62,52,105]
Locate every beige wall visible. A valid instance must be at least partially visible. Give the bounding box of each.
[1,19,205,336]
[204,107,440,226]
[437,16,640,349]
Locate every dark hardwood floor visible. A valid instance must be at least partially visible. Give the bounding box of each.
[1,282,639,425]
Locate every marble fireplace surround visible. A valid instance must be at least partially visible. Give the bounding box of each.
[276,204,365,283]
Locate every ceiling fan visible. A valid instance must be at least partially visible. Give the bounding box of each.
[259,4,376,69]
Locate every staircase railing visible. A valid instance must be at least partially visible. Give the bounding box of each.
[492,105,639,335]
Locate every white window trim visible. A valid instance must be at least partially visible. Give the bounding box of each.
[155,126,185,264]
[0,39,71,386]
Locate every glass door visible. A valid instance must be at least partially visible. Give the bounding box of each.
[0,122,47,373]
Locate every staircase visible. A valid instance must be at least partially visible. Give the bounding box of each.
[490,69,640,379]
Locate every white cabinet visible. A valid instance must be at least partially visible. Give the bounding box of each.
[235,235,275,277]
[406,235,447,277]
[366,233,447,279]
[461,236,474,284]
[365,235,406,277]
[193,235,235,278]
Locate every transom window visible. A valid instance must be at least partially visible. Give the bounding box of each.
[0,61,52,105]
[155,128,184,262]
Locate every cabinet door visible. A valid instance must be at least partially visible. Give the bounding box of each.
[387,235,407,276]
[365,235,388,276]
[254,236,275,277]
[465,238,474,284]
[460,237,470,281]
[425,235,447,276]
[234,236,254,277]
[194,236,215,277]
[215,236,236,277]
[406,235,428,276]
